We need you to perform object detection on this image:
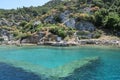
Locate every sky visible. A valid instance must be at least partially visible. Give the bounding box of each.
[0,0,50,9]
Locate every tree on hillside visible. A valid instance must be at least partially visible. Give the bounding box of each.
[104,12,120,32]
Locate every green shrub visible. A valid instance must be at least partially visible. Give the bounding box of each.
[19,21,28,27]
[76,31,90,35]
[94,8,107,26]
[15,32,31,40]
[93,30,102,38]
[0,37,4,42]
[103,12,120,31]
[49,26,67,39]
[54,15,61,23]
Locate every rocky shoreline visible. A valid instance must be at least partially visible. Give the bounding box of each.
[1,39,119,48]
[78,39,120,46]
[37,39,120,47]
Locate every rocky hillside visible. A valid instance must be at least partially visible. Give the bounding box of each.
[0,0,120,44]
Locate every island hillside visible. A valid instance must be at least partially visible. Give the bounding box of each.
[0,0,120,46]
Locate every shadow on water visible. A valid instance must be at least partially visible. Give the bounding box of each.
[0,62,48,80]
[60,59,102,80]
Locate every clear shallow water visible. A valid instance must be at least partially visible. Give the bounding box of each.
[0,46,120,80]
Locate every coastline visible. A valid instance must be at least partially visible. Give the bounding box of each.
[0,39,120,49]
[27,39,120,48]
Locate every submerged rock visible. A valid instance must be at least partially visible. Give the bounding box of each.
[60,57,100,80]
[49,56,100,78]
[0,56,100,80]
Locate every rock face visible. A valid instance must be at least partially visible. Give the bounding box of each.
[63,18,95,32]
[64,18,76,28]
[60,10,71,23]
[9,14,31,22]
[59,10,95,31]
[75,21,95,31]
[60,10,76,28]
[0,29,14,41]
[0,18,13,26]
[0,14,31,27]
[1,10,95,33]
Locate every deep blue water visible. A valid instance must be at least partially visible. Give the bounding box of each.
[0,46,120,80]
[0,62,44,80]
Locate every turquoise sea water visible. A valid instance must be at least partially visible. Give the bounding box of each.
[0,46,120,80]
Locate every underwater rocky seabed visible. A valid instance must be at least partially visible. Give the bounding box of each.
[0,57,99,80]
[0,46,120,80]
